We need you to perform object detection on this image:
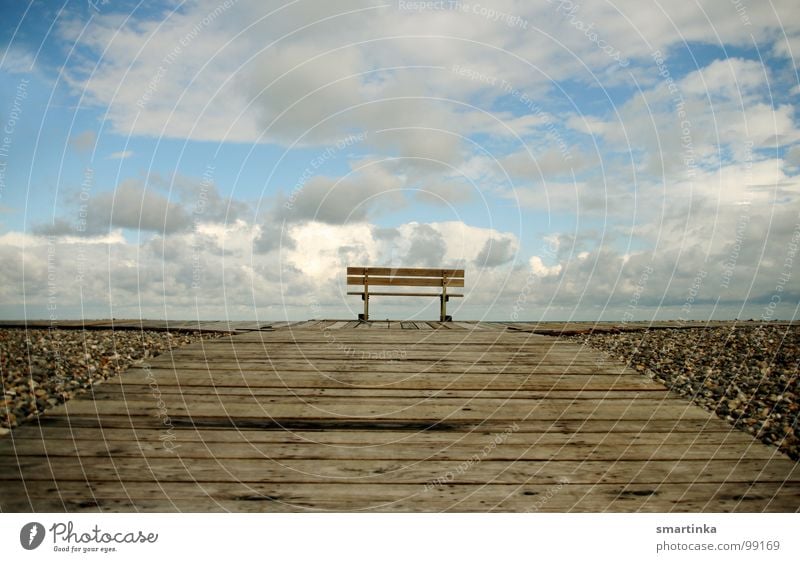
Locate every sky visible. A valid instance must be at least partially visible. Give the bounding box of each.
[0,0,798,322]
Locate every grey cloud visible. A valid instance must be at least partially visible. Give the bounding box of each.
[404,224,446,267]
[253,220,294,254]
[373,227,400,240]
[280,168,405,225]
[93,180,192,233]
[368,125,464,166]
[163,173,249,223]
[283,176,371,224]
[36,174,253,238]
[33,218,81,237]
[34,181,190,235]
[506,201,800,315]
[474,237,515,267]
[337,244,372,268]
[785,145,800,167]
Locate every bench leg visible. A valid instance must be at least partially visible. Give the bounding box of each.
[361,293,369,321]
[439,295,453,322]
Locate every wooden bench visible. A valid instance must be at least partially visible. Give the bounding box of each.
[347,267,464,321]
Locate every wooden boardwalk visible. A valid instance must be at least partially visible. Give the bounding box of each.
[1,320,798,512]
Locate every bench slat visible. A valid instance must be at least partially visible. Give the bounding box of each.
[347,292,464,297]
[347,267,464,277]
[347,276,465,287]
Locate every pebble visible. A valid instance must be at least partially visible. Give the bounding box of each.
[1,329,224,430]
[565,325,799,461]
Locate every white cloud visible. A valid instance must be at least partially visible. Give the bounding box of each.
[0,46,36,74]
[529,255,561,277]
[771,32,800,60]
[0,217,529,318]
[0,231,125,248]
[561,56,800,188]
[64,0,800,147]
[3,199,798,321]
[680,58,768,99]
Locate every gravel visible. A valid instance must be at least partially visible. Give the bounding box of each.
[1,328,225,430]
[564,325,800,460]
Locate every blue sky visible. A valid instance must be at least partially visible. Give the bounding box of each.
[0,0,798,321]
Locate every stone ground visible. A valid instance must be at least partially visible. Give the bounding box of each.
[1,329,224,431]
[565,325,799,460]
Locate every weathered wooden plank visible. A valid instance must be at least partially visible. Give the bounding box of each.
[347,268,464,277]
[114,365,649,380]
[113,373,655,391]
[3,457,798,485]
[190,344,579,353]
[189,320,236,330]
[12,416,745,433]
[135,347,623,361]
[474,322,507,331]
[0,437,780,461]
[123,363,639,376]
[48,398,716,421]
[231,327,548,335]
[158,353,623,366]
[220,333,561,344]
[215,341,559,350]
[267,321,302,329]
[90,387,670,400]
[177,332,476,343]
[347,276,464,287]
[347,291,462,298]
[73,391,688,409]
[1,428,758,446]
[224,321,274,330]
[146,343,625,356]
[5,482,798,512]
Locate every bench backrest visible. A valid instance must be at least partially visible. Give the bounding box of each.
[346,267,465,289]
